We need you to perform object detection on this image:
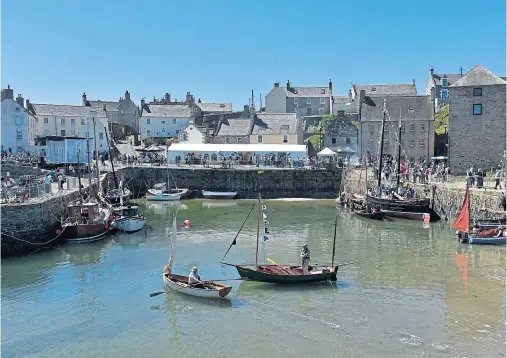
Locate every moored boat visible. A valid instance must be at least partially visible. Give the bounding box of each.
[112,204,146,233]
[61,201,113,243]
[382,210,426,221]
[365,194,441,222]
[146,189,180,201]
[352,210,385,220]
[467,236,506,246]
[105,188,131,204]
[202,190,237,200]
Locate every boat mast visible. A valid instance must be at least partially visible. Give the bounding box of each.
[104,128,118,189]
[255,193,261,269]
[77,146,82,197]
[377,98,387,191]
[396,106,402,188]
[331,213,338,267]
[86,121,93,197]
[92,114,101,193]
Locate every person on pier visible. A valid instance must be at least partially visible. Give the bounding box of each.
[301,245,311,274]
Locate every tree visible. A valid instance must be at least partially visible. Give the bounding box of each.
[434,105,449,135]
[165,137,179,146]
[308,114,336,150]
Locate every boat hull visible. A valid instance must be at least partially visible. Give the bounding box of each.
[146,193,180,201]
[382,210,426,221]
[202,191,237,200]
[365,194,441,222]
[233,264,337,284]
[162,273,232,298]
[467,236,506,245]
[62,224,111,243]
[353,211,385,220]
[113,216,146,233]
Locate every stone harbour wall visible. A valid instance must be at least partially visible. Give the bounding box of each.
[1,164,47,178]
[109,166,343,199]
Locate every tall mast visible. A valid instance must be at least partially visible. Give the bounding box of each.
[104,128,118,189]
[77,146,82,197]
[86,120,93,196]
[255,193,261,269]
[331,213,338,267]
[396,106,402,188]
[377,98,387,190]
[92,114,100,188]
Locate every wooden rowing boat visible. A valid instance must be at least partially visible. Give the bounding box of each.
[352,210,385,220]
[162,273,232,298]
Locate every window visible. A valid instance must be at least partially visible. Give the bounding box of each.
[331,137,337,144]
[44,118,48,124]
[283,135,288,143]
[368,139,375,148]
[61,129,66,136]
[71,129,76,136]
[419,138,425,147]
[473,88,482,96]
[440,89,449,98]
[473,104,482,115]
[441,78,448,87]
[306,98,311,105]
[81,119,85,125]
[44,129,49,136]
[147,119,151,124]
[420,123,425,131]
[409,123,415,131]
[280,125,289,131]
[225,137,231,144]
[120,110,124,115]
[172,119,177,124]
[146,130,151,136]
[99,133,104,140]
[368,124,375,131]
[318,108,324,115]
[306,107,312,116]
[257,135,263,143]
[384,140,389,148]
[237,137,244,144]
[346,137,351,144]
[16,131,22,141]
[161,120,165,124]
[320,98,325,105]
[293,98,298,106]
[71,118,75,126]
[176,130,180,135]
[15,107,20,112]
[61,118,65,125]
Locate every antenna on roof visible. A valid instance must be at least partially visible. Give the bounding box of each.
[251,89,255,111]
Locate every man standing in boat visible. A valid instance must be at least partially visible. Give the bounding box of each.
[188,266,206,288]
[301,245,310,274]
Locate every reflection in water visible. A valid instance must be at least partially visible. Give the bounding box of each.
[201,200,238,208]
[454,252,469,295]
[61,239,112,266]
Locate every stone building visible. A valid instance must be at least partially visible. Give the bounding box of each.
[264,80,332,117]
[359,95,435,161]
[425,66,463,111]
[250,113,302,145]
[0,86,32,154]
[323,111,358,155]
[448,64,506,174]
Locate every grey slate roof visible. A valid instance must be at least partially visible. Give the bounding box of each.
[284,87,331,98]
[251,113,298,135]
[216,117,253,136]
[197,102,232,113]
[353,84,417,96]
[431,73,462,86]
[325,118,358,137]
[88,100,120,111]
[141,104,191,117]
[360,96,433,122]
[332,95,349,105]
[450,64,507,87]
[30,103,107,118]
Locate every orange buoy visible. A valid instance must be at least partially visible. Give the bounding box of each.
[184,219,190,226]
[104,224,109,229]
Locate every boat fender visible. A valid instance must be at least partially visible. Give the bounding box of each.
[56,229,61,235]
[104,224,109,229]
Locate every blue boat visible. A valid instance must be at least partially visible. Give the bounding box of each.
[468,236,506,246]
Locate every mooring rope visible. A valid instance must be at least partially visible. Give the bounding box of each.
[1,226,67,246]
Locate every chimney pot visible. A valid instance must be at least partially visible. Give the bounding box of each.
[274,82,279,87]
[329,79,332,91]
[286,80,290,90]
[429,66,434,76]
[460,66,463,77]
[125,90,130,99]
[412,79,416,86]
[82,92,87,106]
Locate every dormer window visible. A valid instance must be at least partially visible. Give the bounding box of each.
[441,77,448,87]
[320,89,326,94]
[280,125,289,131]
[371,87,376,92]
[219,104,225,108]
[440,89,449,98]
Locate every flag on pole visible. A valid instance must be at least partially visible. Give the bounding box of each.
[263,235,269,241]
[263,213,268,220]
[263,219,269,225]
[262,203,267,211]
[264,227,269,234]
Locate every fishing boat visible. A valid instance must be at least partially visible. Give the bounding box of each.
[162,215,232,298]
[352,210,385,220]
[382,210,426,221]
[453,184,506,245]
[146,189,180,201]
[202,190,237,200]
[105,187,131,204]
[221,194,357,284]
[60,201,114,243]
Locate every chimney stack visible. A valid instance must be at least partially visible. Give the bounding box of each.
[429,66,434,76]
[348,89,352,103]
[165,93,171,103]
[412,79,416,86]
[274,82,279,88]
[186,91,193,103]
[25,99,30,111]
[286,80,291,91]
[1,85,13,101]
[328,79,332,91]
[16,94,24,108]
[198,98,201,103]
[82,92,87,106]
[141,98,145,108]
[460,66,463,77]
[125,90,130,100]
[244,104,249,112]
[103,103,107,111]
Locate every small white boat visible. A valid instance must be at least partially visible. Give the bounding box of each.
[105,188,131,204]
[202,190,238,200]
[146,189,180,201]
[162,215,232,299]
[162,273,232,298]
[112,205,146,233]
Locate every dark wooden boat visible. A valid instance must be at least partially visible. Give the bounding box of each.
[382,210,426,221]
[352,210,385,220]
[365,194,441,222]
[221,194,358,284]
[60,202,113,243]
[105,188,131,204]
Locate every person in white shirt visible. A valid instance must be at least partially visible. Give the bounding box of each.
[188,267,205,288]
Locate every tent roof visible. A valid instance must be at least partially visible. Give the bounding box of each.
[167,143,307,154]
[317,147,337,156]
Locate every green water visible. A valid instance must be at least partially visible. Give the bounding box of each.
[2,199,505,357]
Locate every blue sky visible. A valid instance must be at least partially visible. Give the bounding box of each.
[2,0,505,110]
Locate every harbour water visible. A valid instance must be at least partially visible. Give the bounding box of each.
[2,199,505,357]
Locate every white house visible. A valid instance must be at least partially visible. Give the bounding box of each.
[140,103,192,141]
[178,120,206,144]
[1,86,29,154]
[28,103,109,155]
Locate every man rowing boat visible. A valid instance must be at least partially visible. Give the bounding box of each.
[188,266,207,288]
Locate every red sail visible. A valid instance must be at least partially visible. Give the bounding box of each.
[452,185,470,232]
